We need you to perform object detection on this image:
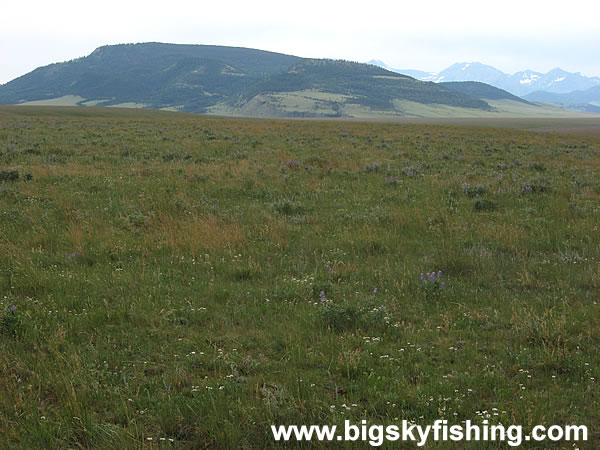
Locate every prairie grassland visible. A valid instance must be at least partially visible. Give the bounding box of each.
[0,106,599,448]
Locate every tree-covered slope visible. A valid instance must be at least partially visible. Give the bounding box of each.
[239,59,491,112]
[0,43,301,111]
[440,81,532,104]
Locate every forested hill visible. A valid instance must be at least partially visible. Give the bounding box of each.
[0,43,301,111]
[440,81,532,104]
[240,60,491,111]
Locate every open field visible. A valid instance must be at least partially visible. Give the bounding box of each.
[394,117,600,136]
[0,106,599,447]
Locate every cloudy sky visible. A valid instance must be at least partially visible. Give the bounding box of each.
[1,0,599,84]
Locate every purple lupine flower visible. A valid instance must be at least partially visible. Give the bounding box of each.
[441,282,446,289]
[328,268,333,273]
[438,271,442,278]
[258,353,265,359]
[320,291,327,303]
[9,305,16,312]
[420,273,425,281]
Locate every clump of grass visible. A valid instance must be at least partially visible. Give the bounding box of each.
[364,161,382,173]
[461,182,487,197]
[384,175,400,186]
[162,149,191,161]
[281,159,301,171]
[319,298,390,332]
[1,305,22,338]
[272,200,305,216]
[521,178,552,194]
[473,198,497,211]
[402,165,417,176]
[0,168,19,182]
[527,161,547,171]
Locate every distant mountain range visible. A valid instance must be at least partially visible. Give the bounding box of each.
[523,86,600,113]
[369,61,600,96]
[0,43,592,118]
[369,60,600,112]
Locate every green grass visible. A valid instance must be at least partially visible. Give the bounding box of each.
[210,91,597,120]
[18,95,87,107]
[0,106,599,448]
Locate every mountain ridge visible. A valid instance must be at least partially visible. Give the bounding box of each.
[0,43,302,111]
[369,60,600,112]
[524,86,600,113]
[0,43,496,117]
[0,43,589,119]
[439,81,532,104]
[370,60,600,96]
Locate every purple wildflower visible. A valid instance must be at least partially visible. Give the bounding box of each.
[320,291,327,303]
[420,273,425,281]
[258,353,265,359]
[9,305,16,312]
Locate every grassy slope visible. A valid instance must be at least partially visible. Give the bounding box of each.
[0,107,599,448]
[210,93,596,119]
[18,95,595,119]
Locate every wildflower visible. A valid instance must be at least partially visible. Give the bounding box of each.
[421,270,446,293]
[319,291,327,303]
[258,353,265,359]
[372,288,378,295]
[9,305,16,312]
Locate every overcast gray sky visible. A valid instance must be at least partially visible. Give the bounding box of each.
[1,0,599,84]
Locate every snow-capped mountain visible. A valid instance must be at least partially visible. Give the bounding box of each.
[433,62,507,87]
[368,60,600,97]
[508,68,599,96]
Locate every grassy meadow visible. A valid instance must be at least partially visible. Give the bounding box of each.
[0,106,599,448]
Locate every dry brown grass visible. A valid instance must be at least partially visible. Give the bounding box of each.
[149,214,246,253]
